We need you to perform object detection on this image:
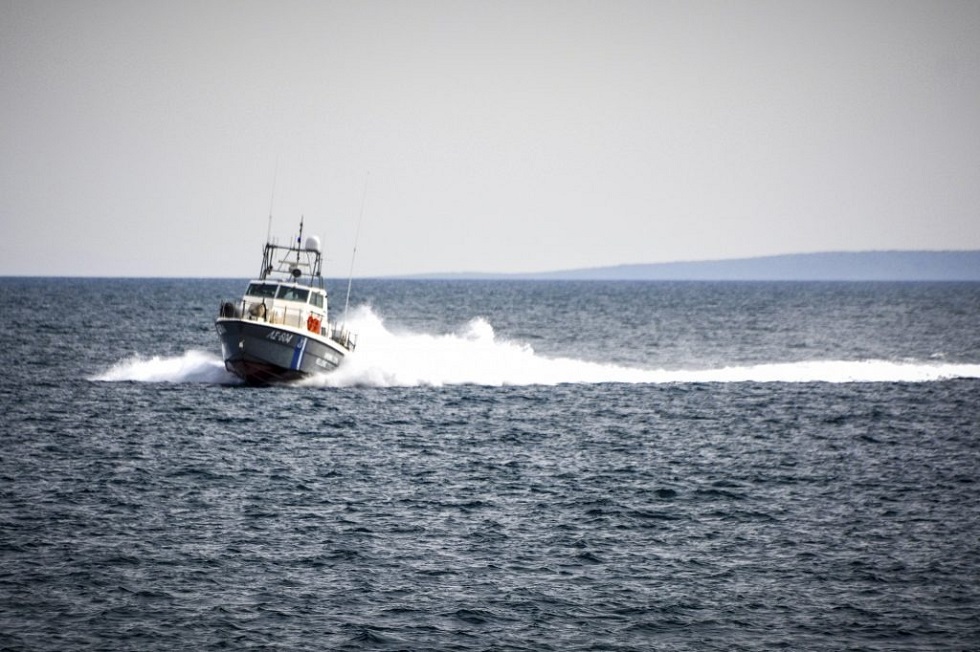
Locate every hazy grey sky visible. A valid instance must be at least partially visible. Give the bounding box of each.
[2,0,979,277]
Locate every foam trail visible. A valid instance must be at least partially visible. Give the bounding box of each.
[90,308,980,387]
[92,350,240,384]
[302,306,980,388]
[660,360,980,384]
[305,308,653,388]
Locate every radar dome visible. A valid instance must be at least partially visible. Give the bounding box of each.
[305,235,322,253]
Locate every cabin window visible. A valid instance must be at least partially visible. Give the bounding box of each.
[247,283,278,298]
[309,293,324,308]
[276,286,309,303]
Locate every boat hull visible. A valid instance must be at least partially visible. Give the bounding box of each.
[215,318,346,385]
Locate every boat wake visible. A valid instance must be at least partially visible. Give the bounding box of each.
[302,307,980,387]
[93,306,980,387]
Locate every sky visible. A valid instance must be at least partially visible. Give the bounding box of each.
[2,0,979,278]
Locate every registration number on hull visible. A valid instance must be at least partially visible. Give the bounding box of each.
[266,331,294,344]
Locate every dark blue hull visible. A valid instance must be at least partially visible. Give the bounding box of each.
[215,318,346,385]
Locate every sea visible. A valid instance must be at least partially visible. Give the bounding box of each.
[1,277,979,651]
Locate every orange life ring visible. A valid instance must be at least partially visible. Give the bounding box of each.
[307,315,320,333]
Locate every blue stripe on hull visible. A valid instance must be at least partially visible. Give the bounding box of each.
[290,336,308,371]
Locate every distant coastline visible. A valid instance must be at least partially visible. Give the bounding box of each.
[406,251,980,282]
[2,251,979,281]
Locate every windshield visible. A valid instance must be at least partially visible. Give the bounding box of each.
[246,283,278,298]
[276,286,309,303]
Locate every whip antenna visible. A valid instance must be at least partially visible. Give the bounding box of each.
[266,157,279,244]
[343,173,369,325]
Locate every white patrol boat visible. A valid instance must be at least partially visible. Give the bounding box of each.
[215,219,356,385]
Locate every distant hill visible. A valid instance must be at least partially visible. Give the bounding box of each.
[412,251,980,281]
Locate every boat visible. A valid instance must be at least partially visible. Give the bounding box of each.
[215,219,356,385]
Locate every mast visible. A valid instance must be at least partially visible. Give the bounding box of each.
[256,217,324,288]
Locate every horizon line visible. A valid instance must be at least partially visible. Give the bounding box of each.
[1,249,978,280]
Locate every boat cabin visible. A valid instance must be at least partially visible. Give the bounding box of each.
[241,281,327,335]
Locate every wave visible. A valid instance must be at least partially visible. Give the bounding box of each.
[91,350,241,385]
[92,307,980,387]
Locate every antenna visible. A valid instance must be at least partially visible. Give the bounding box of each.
[296,215,304,266]
[343,173,369,325]
[266,157,279,244]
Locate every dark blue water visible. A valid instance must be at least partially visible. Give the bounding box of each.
[2,279,979,650]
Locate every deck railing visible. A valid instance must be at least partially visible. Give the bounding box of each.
[218,299,356,350]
